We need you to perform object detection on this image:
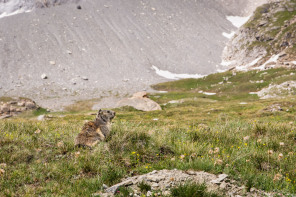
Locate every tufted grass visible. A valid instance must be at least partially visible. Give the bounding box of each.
[170,182,223,197]
[0,68,296,196]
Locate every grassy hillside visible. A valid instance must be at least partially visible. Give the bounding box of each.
[0,68,296,196]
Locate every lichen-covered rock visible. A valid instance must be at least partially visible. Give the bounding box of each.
[97,169,278,197]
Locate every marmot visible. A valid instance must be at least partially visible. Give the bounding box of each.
[75,109,116,147]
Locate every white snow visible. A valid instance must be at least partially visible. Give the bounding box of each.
[217,68,228,73]
[152,65,205,80]
[222,31,235,39]
[236,56,263,71]
[292,61,296,64]
[226,15,251,28]
[0,9,31,19]
[255,54,280,70]
[158,91,168,93]
[203,92,216,95]
[198,91,216,95]
[220,59,235,67]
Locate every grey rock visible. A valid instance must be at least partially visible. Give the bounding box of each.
[17,101,25,107]
[105,180,133,194]
[103,184,108,189]
[117,92,161,112]
[41,74,48,79]
[258,20,268,27]
[8,101,17,105]
[146,191,152,197]
[151,182,159,187]
[0,115,12,119]
[210,174,228,184]
[49,61,56,65]
[37,115,45,121]
[0,104,10,113]
[25,101,36,109]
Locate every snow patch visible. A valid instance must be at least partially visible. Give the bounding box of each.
[198,91,216,95]
[222,31,235,39]
[220,60,235,67]
[236,57,263,71]
[226,15,251,28]
[157,91,168,93]
[0,9,31,19]
[292,61,296,64]
[152,65,205,80]
[255,54,280,70]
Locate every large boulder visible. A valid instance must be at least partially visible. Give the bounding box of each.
[117,92,161,112]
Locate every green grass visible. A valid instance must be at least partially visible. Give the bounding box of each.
[170,182,223,197]
[0,68,296,196]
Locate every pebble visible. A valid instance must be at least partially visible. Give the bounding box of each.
[41,74,48,79]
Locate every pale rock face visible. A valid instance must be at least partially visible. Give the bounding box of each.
[117,92,161,112]
[223,0,296,71]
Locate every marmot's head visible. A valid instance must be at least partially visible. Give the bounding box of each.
[97,109,116,122]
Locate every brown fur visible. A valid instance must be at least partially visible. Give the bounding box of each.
[74,109,116,148]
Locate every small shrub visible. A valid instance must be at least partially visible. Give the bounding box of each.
[170,182,222,197]
[115,186,132,197]
[138,181,151,193]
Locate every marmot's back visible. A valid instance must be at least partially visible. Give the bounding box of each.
[74,109,116,148]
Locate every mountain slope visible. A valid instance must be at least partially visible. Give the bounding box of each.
[223,0,296,70]
[0,0,265,109]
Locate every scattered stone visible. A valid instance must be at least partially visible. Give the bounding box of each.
[8,101,17,105]
[77,5,82,9]
[66,50,72,54]
[211,174,228,185]
[49,61,56,65]
[10,106,16,112]
[0,115,12,119]
[17,101,25,107]
[41,74,48,79]
[103,184,108,189]
[0,104,10,113]
[263,103,283,112]
[37,115,45,121]
[82,76,88,80]
[25,101,37,109]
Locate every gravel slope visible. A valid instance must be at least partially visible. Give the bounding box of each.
[0,0,265,110]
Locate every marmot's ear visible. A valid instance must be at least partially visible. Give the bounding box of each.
[97,109,102,117]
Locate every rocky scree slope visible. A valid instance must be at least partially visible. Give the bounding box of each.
[223,0,296,70]
[0,0,265,110]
